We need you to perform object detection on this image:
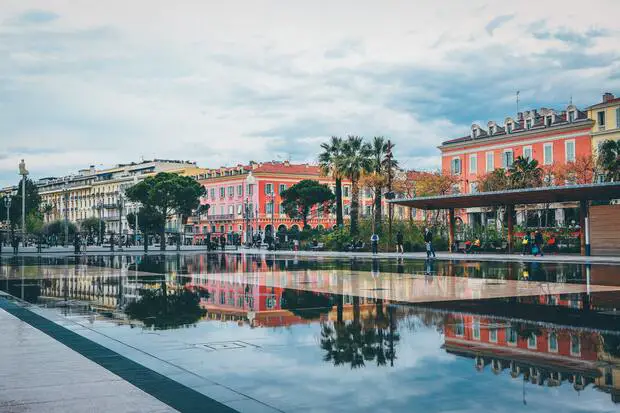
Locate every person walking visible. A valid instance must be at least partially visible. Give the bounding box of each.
[370,232,379,255]
[424,227,436,258]
[396,230,404,254]
[533,229,544,257]
[521,232,531,255]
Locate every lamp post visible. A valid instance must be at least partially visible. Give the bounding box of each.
[18,159,28,244]
[245,172,256,245]
[62,184,69,247]
[4,196,11,227]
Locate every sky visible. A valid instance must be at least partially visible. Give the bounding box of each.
[1,0,620,187]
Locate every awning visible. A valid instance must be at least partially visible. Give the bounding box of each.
[390,182,620,210]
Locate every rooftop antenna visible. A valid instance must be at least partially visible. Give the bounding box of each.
[569,94,573,105]
[516,91,520,114]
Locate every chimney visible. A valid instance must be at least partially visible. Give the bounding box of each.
[603,92,615,103]
[517,112,523,120]
[284,160,290,166]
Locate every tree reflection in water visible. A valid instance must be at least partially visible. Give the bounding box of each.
[320,297,399,369]
[125,281,207,330]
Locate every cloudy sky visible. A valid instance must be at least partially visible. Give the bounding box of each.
[1,0,619,187]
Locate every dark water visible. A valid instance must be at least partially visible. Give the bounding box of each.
[2,253,620,412]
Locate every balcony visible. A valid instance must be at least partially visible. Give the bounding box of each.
[205,214,235,221]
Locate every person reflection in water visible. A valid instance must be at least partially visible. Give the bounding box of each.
[371,257,380,278]
[424,258,434,275]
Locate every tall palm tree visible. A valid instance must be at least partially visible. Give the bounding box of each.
[337,136,373,235]
[371,137,388,234]
[509,156,543,189]
[319,136,344,228]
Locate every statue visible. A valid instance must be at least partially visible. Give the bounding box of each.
[18,159,28,176]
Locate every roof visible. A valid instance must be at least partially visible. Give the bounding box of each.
[441,109,590,147]
[390,182,620,209]
[587,97,620,110]
[252,162,321,175]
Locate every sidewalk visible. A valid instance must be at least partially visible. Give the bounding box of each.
[1,245,619,265]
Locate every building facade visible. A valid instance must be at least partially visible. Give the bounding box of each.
[37,159,196,235]
[587,92,620,155]
[439,104,593,225]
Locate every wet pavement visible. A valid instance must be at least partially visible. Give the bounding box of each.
[2,253,620,412]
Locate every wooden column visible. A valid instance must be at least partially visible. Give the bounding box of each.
[448,208,455,253]
[507,204,514,254]
[579,200,588,256]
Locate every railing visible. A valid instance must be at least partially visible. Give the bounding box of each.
[205,214,235,221]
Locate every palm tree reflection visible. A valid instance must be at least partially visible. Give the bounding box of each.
[321,297,399,368]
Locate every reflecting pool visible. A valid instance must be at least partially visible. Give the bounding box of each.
[2,253,620,412]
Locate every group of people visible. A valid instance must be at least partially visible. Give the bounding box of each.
[369,227,436,258]
[521,229,545,257]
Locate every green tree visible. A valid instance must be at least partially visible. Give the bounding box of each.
[43,220,77,238]
[8,178,41,229]
[319,136,345,228]
[124,173,206,250]
[478,168,510,192]
[336,136,373,235]
[598,139,620,182]
[370,137,388,233]
[509,156,543,189]
[281,179,334,228]
[126,206,165,252]
[80,217,106,241]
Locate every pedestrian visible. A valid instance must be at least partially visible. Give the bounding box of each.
[370,232,379,255]
[396,230,404,254]
[424,227,436,258]
[533,229,544,257]
[220,234,226,251]
[521,232,531,255]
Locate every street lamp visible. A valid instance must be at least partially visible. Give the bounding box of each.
[4,196,11,227]
[245,172,256,245]
[18,159,28,243]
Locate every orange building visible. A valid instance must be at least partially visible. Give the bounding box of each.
[439,105,593,225]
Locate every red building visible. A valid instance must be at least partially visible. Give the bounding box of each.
[439,105,593,225]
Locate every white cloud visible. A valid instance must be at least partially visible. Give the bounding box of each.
[1,0,620,186]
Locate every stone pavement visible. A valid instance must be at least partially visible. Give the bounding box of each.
[2,245,619,265]
[0,303,178,413]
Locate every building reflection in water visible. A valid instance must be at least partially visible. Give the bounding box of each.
[2,253,620,403]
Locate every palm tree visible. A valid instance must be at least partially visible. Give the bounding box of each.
[319,136,344,228]
[598,139,620,182]
[509,156,543,189]
[337,136,373,235]
[370,137,388,234]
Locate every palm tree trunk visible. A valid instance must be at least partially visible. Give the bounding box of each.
[335,178,343,228]
[350,178,360,235]
[374,186,382,234]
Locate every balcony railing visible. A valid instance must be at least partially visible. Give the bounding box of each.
[205,214,235,221]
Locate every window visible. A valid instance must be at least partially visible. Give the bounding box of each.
[527,333,537,349]
[506,328,518,345]
[227,186,234,197]
[565,140,576,163]
[543,143,553,165]
[489,328,498,343]
[486,152,494,172]
[237,184,243,196]
[571,335,581,356]
[489,125,495,135]
[473,319,480,340]
[279,184,287,194]
[470,182,478,193]
[265,201,274,214]
[455,318,465,336]
[548,332,558,352]
[210,188,215,199]
[526,119,532,129]
[598,111,606,130]
[219,187,225,198]
[451,157,462,175]
[247,184,254,196]
[522,146,532,161]
[279,203,285,214]
[506,122,513,133]
[568,110,575,122]
[237,204,243,215]
[265,183,273,195]
[616,108,620,129]
[364,205,372,216]
[228,205,234,215]
[469,154,477,174]
[545,116,552,127]
[219,206,225,215]
[344,205,350,215]
[343,186,350,197]
[502,150,514,168]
